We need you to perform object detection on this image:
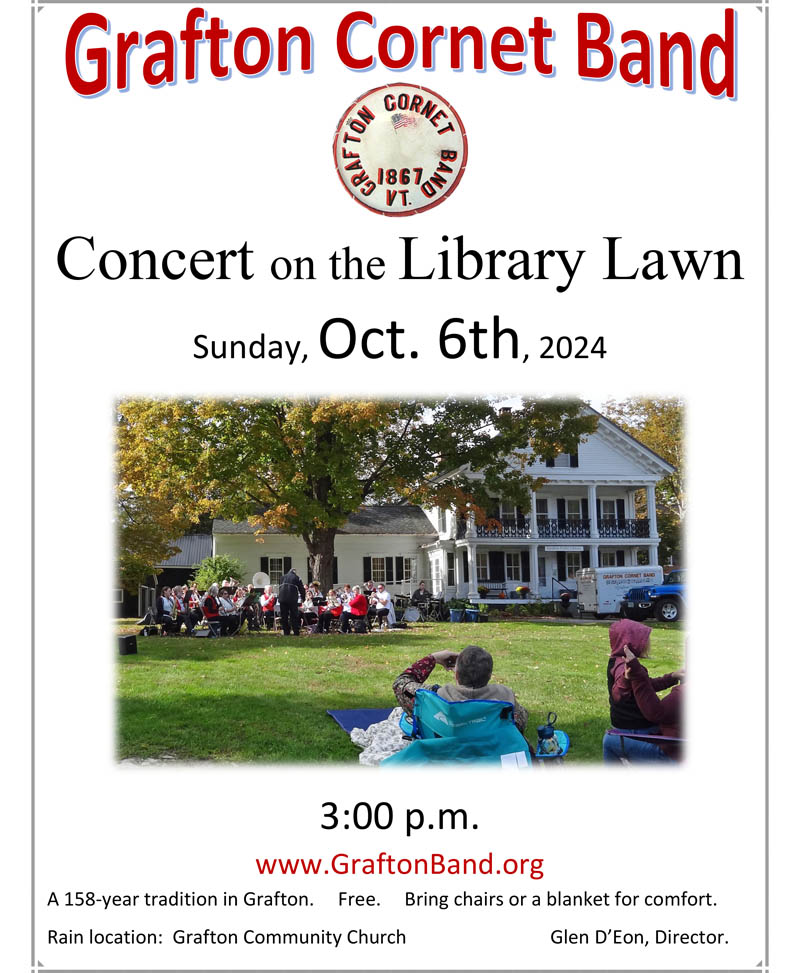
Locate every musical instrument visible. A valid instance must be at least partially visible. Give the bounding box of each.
[252,571,270,588]
[403,606,421,623]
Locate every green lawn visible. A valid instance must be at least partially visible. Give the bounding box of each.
[116,620,684,763]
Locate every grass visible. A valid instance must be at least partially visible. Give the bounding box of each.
[115,619,684,764]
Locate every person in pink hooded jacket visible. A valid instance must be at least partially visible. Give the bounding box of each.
[602,619,683,762]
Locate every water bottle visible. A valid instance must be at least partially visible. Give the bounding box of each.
[537,712,561,755]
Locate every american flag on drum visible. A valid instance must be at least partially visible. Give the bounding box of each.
[391,112,417,130]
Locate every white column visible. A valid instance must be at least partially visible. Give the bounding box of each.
[646,484,658,537]
[454,546,462,597]
[529,543,539,594]
[589,543,599,568]
[467,544,478,601]
[529,490,539,538]
[649,543,660,565]
[588,484,598,538]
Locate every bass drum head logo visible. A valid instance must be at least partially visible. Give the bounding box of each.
[333,84,468,216]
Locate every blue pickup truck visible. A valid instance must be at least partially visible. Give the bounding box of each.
[621,569,686,623]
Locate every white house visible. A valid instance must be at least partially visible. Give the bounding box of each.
[211,410,674,603]
[212,506,437,592]
[421,411,675,602]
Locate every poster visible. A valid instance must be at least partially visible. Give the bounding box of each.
[4,1,794,970]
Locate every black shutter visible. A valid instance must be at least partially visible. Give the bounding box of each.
[462,550,469,580]
[556,552,567,581]
[581,550,590,568]
[260,557,269,573]
[521,551,530,582]
[616,550,625,567]
[581,498,589,519]
[570,453,579,467]
[385,556,394,582]
[333,557,339,584]
[489,551,505,582]
[283,556,291,574]
[596,499,602,522]
[546,457,555,468]
[616,499,626,520]
[557,498,566,520]
[362,556,371,582]
[395,556,404,581]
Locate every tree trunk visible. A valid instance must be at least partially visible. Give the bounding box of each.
[305,528,337,592]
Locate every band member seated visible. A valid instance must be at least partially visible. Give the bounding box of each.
[301,590,320,628]
[185,584,204,628]
[202,583,238,636]
[157,586,181,635]
[315,590,343,633]
[410,582,431,607]
[339,584,354,633]
[260,586,277,629]
[372,583,395,630]
[348,585,369,634]
[172,585,196,636]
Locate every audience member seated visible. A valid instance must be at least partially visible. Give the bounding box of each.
[602,619,684,762]
[615,645,684,761]
[393,645,528,733]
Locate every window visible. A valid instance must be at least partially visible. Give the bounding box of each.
[403,557,415,582]
[566,552,583,578]
[476,552,489,582]
[566,499,581,521]
[600,550,617,566]
[499,501,517,521]
[447,552,455,586]
[370,557,386,583]
[538,555,547,588]
[536,498,549,522]
[546,453,579,468]
[113,588,124,604]
[600,500,617,521]
[437,508,447,533]
[505,552,521,580]
[432,558,441,592]
[268,557,286,586]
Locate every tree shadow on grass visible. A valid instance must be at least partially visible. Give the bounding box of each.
[118,631,448,663]
[117,690,397,763]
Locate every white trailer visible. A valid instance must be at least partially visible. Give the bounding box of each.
[576,565,664,616]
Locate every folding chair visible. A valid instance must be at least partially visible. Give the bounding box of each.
[604,728,684,763]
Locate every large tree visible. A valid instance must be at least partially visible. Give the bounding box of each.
[117,398,597,590]
[601,397,685,563]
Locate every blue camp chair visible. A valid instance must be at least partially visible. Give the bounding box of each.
[384,689,532,767]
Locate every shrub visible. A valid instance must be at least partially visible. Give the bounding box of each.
[191,554,248,591]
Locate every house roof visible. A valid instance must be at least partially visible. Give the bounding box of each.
[588,406,676,473]
[212,505,438,537]
[155,533,213,568]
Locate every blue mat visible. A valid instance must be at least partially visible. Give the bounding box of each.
[327,708,394,734]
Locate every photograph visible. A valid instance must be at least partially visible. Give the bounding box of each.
[115,396,685,767]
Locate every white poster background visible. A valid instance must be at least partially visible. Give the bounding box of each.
[5,0,786,969]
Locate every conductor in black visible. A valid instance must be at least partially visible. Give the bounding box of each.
[278,567,305,636]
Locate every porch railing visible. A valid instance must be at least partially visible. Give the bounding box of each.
[457,516,652,540]
[536,518,591,538]
[598,517,650,538]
